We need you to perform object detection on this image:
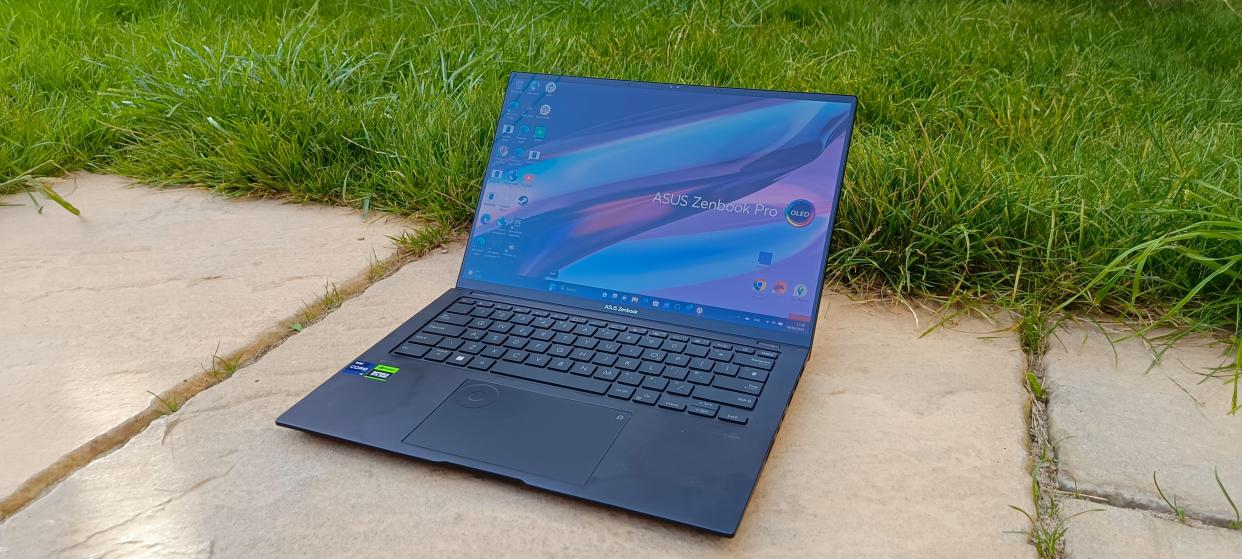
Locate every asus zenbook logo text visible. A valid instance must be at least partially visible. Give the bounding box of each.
[604,304,639,315]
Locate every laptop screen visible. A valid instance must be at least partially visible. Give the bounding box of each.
[460,73,855,343]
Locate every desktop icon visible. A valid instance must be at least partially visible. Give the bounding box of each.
[539,104,551,116]
[544,82,557,93]
[757,251,773,267]
[528,150,541,161]
[502,124,514,134]
[496,145,509,157]
[514,147,525,158]
[534,126,546,139]
[523,173,535,183]
[773,281,787,295]
[517,195,529,205]
[519,124,531,134]
[793,283,809,299]
[480,213,492,224]
[752,279,767,293]
[490,170,503,179]
[505,170,518,182]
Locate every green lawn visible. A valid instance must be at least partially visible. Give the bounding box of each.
[2,1,1239,356]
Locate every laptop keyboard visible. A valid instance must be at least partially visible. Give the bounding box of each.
[390,297,779,426]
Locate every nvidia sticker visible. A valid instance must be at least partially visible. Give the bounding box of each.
[339,360,400,382]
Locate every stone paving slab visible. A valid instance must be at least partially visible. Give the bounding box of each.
[1061,498,1242,558]
[0,173,406,499]
[0,246,1034,558]
[1044,323,1242,524]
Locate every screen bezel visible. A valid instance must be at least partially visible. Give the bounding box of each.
[455,72,858,348]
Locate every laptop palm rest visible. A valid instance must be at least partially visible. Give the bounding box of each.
[403,380,631,486]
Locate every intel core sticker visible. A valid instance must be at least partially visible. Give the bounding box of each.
[339,361,401,382]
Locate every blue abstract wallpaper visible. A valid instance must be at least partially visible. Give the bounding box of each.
[464,74,853,335]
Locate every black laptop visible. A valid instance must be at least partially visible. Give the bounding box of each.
[278,73,857,536]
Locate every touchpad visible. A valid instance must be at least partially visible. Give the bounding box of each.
[403,380,631,485]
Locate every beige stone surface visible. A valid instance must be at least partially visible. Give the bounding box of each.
[0,173,406,499]
[0,246,1034,558]
[1045,323,1242,524]
[1062,498,1242,558]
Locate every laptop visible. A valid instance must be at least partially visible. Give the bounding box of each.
[277,73,857,536]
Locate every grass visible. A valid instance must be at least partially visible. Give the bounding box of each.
[2,1,1239,382]
[1153,471,1189,523]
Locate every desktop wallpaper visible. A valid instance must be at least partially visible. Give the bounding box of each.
[463,74,854,335]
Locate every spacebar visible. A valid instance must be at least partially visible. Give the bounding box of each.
[491,362,610,395]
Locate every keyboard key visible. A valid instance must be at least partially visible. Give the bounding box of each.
[685,344,709,358]
[689,358,713,371]
[513,306,530,313]
[687,405,717,418]
[713,376,764,395]
[712,362,739,376]
[739,367,769,382]
[642,349,666,362]
[718,410,749,424]
[688,370,713,385]
[423,322,465,337]
[569,348,594,361]
[594,367,619,381]
[573,337,598,349]
[734,354,775,370]
[394,343,430,358]
[657,396,686,411]
[492,362,610,395]
[512,325,534,337]
[489,322,513,333]
[548,358,572,371]
[638,336,663,349]
[550,313,568,320]
[588,319,607,327]
[461,329,486,341]
[436,338,463,350]
[552,321,574,332]
[629,327,648,335]
[470,307,494,318]
[617,358,641,371]
[527,341,550,354]
[458,298,476,304]
[617,371,643,386]
[411,332,443,346]
[618,346,643,358]
[525,353,551,367]
[494,303,512,311]
[446,353,472,366]
[435,312,471,326]
[662,366,689,381]
[757,349,779,359]
[468,318,493,330]
[597,341,621,353]
[447,303,473,314]
[690,337,711,346]
[572,324,597,336]
[591,353,617,367]
[484,333,507,345]
[666,354,690,367]
[569,316,587,324]
[553,332,577,345]
[712,341,733,350]
[503,337,529,349]
[708,348,733,362]
[571,363,596,377]
[460,342,485,354]
[608,385,635,400]
[548,345,572,357]
[503,350,529,363]
[669,334,689,342]
[641,376,669,391]
[692,385,756,410]
[660,340,686,353]
[594,329,618,341]
[532,329,555,341]
[476,301,494,308]
[667,381,693,396]
[735,346,755,354]
[425,348,452,362]
[633,389,659,405]
[688,399,719,412]
[481,346,506,358]
[618,333,640,344]
[511,314,534,325]
[531,310,549,317]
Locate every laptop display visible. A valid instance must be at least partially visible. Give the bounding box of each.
[460,73,855,343]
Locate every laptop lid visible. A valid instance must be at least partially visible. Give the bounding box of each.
[456,73,857,348]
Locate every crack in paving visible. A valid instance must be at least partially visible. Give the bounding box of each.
[0,245,430,524]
